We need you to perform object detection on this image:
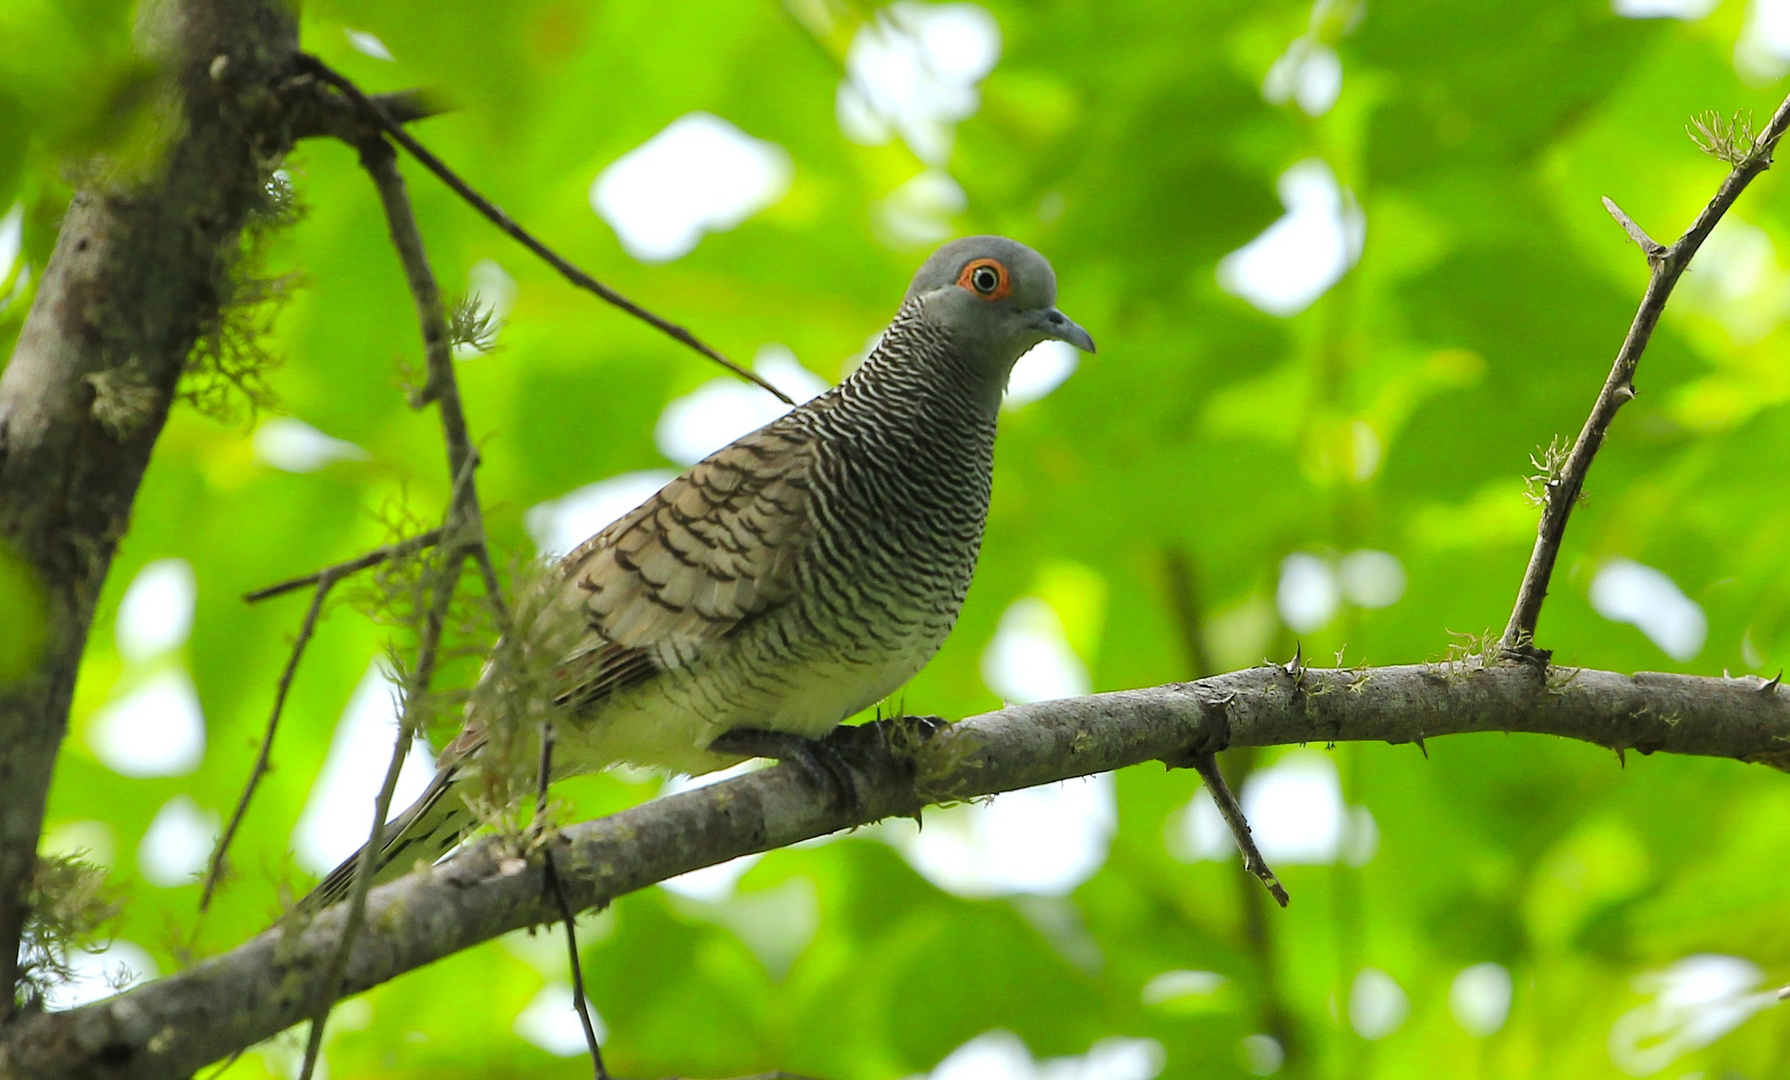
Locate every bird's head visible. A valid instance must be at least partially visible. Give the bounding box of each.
[903,236,1096,381]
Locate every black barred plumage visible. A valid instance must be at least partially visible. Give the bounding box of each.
[300,236,1094,912]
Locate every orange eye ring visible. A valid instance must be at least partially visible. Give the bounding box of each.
[956,257,1011,301]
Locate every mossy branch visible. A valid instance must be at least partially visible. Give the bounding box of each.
[6,661,1790,1079]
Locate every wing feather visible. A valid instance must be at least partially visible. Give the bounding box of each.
[544,421,818,714]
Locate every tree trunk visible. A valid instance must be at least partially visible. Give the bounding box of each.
[0,0,299,1017]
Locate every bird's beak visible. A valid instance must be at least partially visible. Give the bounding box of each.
[1033,307,1096,354]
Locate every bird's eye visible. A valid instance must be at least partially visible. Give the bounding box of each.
[956,257,1011,300]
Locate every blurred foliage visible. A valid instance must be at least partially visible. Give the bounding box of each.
[5,0,1790,1077]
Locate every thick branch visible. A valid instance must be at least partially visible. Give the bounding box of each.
[1503,90,1790,653]
[0,0,299,1015]
[6,661,1787,1077]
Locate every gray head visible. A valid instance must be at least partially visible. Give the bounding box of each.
[903,236,1096,379]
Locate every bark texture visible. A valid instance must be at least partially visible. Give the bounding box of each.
[0,0,299,1016]
[2,660,1786,1079]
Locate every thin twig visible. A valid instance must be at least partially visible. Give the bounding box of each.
[296,545,465,1080]
[291,53,793,406]
[1190,754,1289,907]
[201,571,340,910]
[535,722,555,825]
[1503,88,1790,656]
[1601,197,1666,262]
[1163,546,1216,682]
[290,87,446,141]
[534,719,610,1078]
[359,137,479,483]
[471,544,510,627]
[244,528,442,603]
[545,851,609,1080]
[1170,545,1300,1048]
[297,123,508,1080]
[1162,546,1289,906]
[358,132,513,628]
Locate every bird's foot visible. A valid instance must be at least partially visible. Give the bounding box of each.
[709,728,867,813]
[895,714,949,740]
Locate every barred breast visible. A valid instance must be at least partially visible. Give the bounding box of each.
[546,299,998,774]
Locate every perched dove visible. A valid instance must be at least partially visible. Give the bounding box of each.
[305,235,1094,909]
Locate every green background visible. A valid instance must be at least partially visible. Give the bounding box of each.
[4,0,1790,1076]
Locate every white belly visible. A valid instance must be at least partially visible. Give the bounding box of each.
[556,647,930,777]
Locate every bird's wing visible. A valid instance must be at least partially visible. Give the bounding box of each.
[298,422,822,915]
[549,421,819,713]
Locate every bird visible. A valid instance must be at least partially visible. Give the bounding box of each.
[302,235,1095,910]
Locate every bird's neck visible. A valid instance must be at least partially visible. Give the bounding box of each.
[847,300,1007,422]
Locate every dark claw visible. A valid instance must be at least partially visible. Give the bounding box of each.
[901,714,949,739]
[708,727,865,813]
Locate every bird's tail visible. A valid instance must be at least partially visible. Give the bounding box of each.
[295,760,479,915]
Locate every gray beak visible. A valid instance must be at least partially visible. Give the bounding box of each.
[1034,307,1096,354]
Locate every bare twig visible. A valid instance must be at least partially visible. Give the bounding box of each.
[296,123,510,1080]
[1162,546,1289,905]
[1601,197,1666,262]
[201,572,340,910]
[544,848,609,1080]
[291,54,794,406]
[1190,754,1289,907]
[534,719,610,1078]
[243,528,442,603]
[360,131,516,627]
[290,87,446,141]
[358,138,482,492]
[1503,88,1790,656]
[296,544,464,1080]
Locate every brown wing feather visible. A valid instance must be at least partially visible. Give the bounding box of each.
[546,421,818,713]
[293,414,823,917]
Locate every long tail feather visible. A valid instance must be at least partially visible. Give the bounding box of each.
[296,762,477,914]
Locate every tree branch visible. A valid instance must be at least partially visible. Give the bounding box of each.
[1503,89,1790,656]
[242,528,443,603]
[201,570,338,911]
[5,660,1787,1078]
[289,129,514,1079]
[288,88,446,141]
[206,526,450,911]
[0,0,300,1016]
[292,55,795,406]
[1161,546,1287,905]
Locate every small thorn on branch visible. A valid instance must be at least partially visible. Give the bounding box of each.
[1283,642,1303,676]
[1603,197,1667,261]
